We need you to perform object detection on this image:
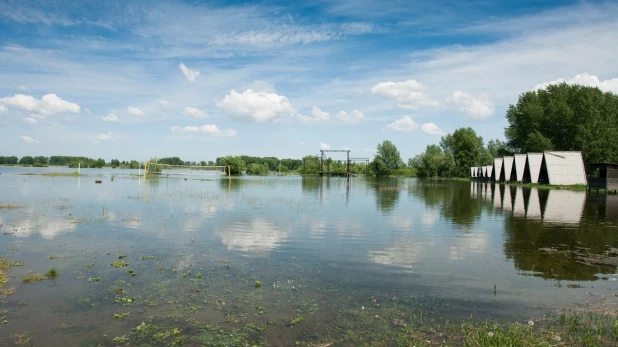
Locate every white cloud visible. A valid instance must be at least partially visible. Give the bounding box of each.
[25,117,38,124]
[0,105,7,115]
[17,85,30,91]
[386,115,418,131]
[159,100,169,108]
[182,106,208,119]
[320,142,331,150]
[533,73,618,94]
[0,93,80,115]
[20,135,37,143]
[64,116,74,122]
[127,106,144,117]
[97,132,113,141]
[218,89,294,123]
[102,112,118,122]
[337,109,364,123]
[250,80,275,93]
[371,80,439,109]
[297,106,329,124]
[178,62,200,82]
[171,124,237,137]
[445,91,495,120]
[421,122,445,136]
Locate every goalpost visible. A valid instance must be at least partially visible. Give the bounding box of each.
[143,163,230,180]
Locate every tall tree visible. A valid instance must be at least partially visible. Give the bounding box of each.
[370,140,403,176]
[440,127,488,177]
[505,83,618,163]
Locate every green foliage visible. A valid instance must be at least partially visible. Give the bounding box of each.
[217,156,246,175]
[246,163,269,175]
[301,155,319,174]
[409,144,456,177]
[440,127,490,177]
[0,156,19,165]
[505,83,618,163]
[18,156,34,165]
[486,139,514,158]
[369,156,391,176]
[377,140,404,170]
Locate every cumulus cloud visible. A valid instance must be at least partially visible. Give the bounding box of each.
[179,63,200,82]
[0,93,80,115]
[218,89,294,123]
[320,142,331,150]
[371,80,439,109]
[445,91,495,120]
[97,132,113,142]
[182,106,208,119]
[102,112,118,122]
[127,106,144,117]
[20,135,37,143]
[170,124,237,137]
[386,115,418,131]
[533,73,618,93]
[25,117,38,124]
[421,122,445,135]
[250,80,275,93]
[337,109,364,123]
[297,106,329,124]
[159,100,169,108]
[0,105,7,115]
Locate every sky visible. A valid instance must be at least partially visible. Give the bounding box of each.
[0,0,617,162]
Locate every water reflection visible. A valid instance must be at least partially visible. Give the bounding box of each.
[2,207,77,239]
[469,182,618,280]
[411,181,487,226]
[217,218,291,254]
[370,177,402,213]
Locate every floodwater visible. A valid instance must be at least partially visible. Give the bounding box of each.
[0,166,617,346]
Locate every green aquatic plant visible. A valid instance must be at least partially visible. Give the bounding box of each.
[254,280,261,288]
[111,261,129,268]
[113,312,129,320]
[22,272,46,283]
[195,273,203,279]
[46,267,58,280]
[112,335,129,344]
[87,277,100,282]
[287,316,304,327]
[126,269,137,277]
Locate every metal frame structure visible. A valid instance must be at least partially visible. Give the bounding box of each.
[319,149,351,176]
[349,157,370,176]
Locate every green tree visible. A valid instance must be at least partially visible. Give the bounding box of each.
[410,145,456,177]
[19,156,34,165]
[505,83,618,163]
[370,140,403,176]
[246,163,268,175]
[301,155,319,174]
[440,127,488,177]
[217,156,246,175]
[486,139,513,158]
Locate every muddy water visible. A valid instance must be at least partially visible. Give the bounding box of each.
[0,167,617,346]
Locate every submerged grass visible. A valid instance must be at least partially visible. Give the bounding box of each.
[0,258,24,297]
[18,172,81,177]
[0,203,27,209]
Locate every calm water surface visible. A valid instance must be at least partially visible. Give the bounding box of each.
[0,166,617,346]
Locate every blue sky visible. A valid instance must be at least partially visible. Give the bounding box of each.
[1,0,617,162]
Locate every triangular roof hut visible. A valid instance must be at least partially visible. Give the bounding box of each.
[512,154,527,182]
[486,165,494,180]
[470,166,476,178]
[539,151,587,185]
[502,156,514,182]
[491,158,502,181]
[523,153,543,183]
[477,167,483,178]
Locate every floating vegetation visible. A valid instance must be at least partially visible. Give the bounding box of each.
[126,269,137,277]
[254,280,261,288]
[111,261,129,268]
[49,254,72,260]
[0,203,27,209]
[18,172,80,177]
[115,297,135,305]
[46,267,58,280]
[11,332,31,345]
[84,263,94,269]
[112,335,129,345]
[287,316,304,327]
[22,271,47,283]
[113,312,129,320]
[87,277,100,282]
[118,254,128,259]
[255,306,266,315]
[195,272,203,279]
[0,258,23,297]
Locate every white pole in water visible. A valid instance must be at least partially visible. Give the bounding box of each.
[139,163,141,176]
[78,162,80,175]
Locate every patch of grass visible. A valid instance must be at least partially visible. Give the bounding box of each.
[46,267,58,280]
[12,331,31,345]
[18,172,80,177]
[111,261,129,268]
[1,259,23,296]
[22,272,47,283]
[113,312,129,320]
[0,203,27,209]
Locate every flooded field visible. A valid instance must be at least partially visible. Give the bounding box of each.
[1,166,617,346]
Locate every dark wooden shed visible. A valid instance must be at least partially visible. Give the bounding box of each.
[587,163,618,193]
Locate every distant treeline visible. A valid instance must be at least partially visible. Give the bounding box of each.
[0,155,141,168]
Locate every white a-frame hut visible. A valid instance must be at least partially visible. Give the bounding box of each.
[539,151,587,185]
[523,153,543,183]
[471,167,477,178]
[486,165,494,180]
[502,156,514,182]
[492,158,503,181]
[512,154,527,182]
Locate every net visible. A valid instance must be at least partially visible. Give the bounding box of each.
[146,163,227,177]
